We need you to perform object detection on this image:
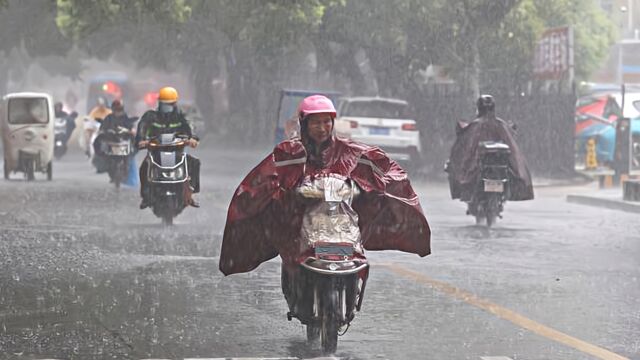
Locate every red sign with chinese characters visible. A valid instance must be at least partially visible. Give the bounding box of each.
[533,27,573,80]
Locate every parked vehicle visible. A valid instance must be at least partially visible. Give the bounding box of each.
[575,92,640,168]
[336,97,421,164]
[282,176,369,354]
[467,141,511,227]
[1,92,54,181]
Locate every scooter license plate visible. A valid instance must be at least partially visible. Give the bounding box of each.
[484,180,504,193]
[110,145,130,156]
[315,244,354,258]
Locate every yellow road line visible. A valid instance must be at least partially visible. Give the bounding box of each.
[382,264,629,360]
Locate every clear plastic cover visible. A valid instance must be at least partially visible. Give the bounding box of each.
[296,176,362,254]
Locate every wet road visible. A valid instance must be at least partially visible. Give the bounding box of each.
[0,144,638,360]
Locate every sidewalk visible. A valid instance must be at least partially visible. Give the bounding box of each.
[567,187,640,214]
[532,175,592,188]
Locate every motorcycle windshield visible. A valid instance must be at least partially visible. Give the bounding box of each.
[297,176,362,254]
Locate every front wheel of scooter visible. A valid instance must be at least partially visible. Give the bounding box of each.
[320,289,339,354]
[162,214,174,226]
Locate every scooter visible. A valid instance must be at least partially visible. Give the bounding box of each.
[281,176,369,354]
[102,126,134,189]
[467,141,511,227]
[53,117,68,159]
[53,112,77,160]
[142,134,191,225]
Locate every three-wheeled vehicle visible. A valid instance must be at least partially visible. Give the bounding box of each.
[1,92,54,181]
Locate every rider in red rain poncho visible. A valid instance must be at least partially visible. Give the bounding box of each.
[219,95,431,276]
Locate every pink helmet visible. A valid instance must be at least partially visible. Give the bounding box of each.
[298,95,337,119]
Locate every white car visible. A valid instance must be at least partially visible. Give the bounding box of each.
[336,97,421,162]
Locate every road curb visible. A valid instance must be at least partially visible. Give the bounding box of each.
[566,194,640,214]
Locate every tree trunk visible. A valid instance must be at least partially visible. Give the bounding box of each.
[314,39,367,94]
[191,66,215,126]
[468,34,481,100]
[366,47,391,96]
[225,42,245,116]
[0,58,8,97]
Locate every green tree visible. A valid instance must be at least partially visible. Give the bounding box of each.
[56,0,329,140]
[54,0,614,142]
[530,0,615,80]
[0,0,73,95]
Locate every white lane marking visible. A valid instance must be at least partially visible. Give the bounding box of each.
[182,358,337,360]
[481,357,514,360]
[145,254,219,261]
[182,358,299,360]
[39,357,340,360]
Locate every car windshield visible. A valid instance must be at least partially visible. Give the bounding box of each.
[8,98,49,124]
[343,100,408,119]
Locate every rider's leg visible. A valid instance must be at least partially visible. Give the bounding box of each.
[187,154,200,193]
[139,158,150,209]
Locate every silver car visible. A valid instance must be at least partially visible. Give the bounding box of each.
[336,97,421,163]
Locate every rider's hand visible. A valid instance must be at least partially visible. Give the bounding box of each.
[138,140,150,149]
[188,138,199,148]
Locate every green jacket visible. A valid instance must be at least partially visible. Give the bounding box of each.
[136,108,194,143]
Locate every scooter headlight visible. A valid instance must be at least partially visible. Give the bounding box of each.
[162,170,175,179]
[175,166,185,179]
[160,166,185,180]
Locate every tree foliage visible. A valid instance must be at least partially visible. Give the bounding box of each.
[51,0,616,140]
[0,0,75,94]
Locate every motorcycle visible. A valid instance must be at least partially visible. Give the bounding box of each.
[53,112,77,160]
[101,126,133,189]
[282,176,369,354]
[142,133,191,225]
[53,117,68,159]
[467,141,511,227]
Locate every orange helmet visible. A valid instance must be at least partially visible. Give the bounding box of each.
[158,86,179,103]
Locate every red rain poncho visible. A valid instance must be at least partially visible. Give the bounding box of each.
[219,137,431,275]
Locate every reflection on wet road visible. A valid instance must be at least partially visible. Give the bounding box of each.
[0,149,638,359]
